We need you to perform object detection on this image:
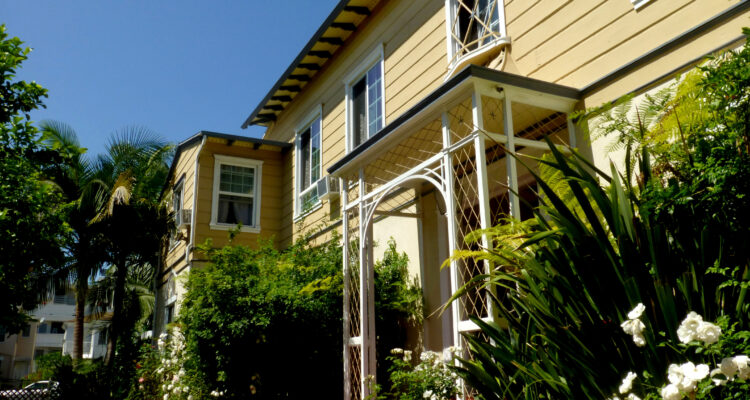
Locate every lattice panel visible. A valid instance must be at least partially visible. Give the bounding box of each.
[349,345,362,400]
[347,208,361,339]
[451,141,489,321]
[448,98,475,144]
[362,118,443,194]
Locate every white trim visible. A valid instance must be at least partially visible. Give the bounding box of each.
[344,43,386,154]
[631,0,653,10]
[210,154,263,232]
[187,136,206,265]
[295,107,324,217]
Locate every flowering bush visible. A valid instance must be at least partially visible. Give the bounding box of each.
[605,305,750,400]
[375,347,460,400]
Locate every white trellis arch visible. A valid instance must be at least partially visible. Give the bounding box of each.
[331,68,581,400]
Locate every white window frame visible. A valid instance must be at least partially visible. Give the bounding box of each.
[444,0,507,68]
[210,154,263,233]
[344,44,386,154]
[295,106,323,218]
[169,178,184,250]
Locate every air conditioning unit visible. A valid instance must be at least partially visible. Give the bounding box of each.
[175,209,192,228]
[316,175,340,201]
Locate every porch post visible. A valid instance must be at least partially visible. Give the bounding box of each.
[359,169,376,399]
[342,177,351,400]
[471,88,495,319]
[502,94,521,219]
[441,111,461,350]
[567,117,578,149]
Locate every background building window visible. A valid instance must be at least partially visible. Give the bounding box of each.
[297,116,322,214]
[210,155,263,231]
[50,322,64,334]
[37,323,48,334]
[22,325,30,337]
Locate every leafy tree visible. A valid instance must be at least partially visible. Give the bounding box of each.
[0,24,68,333]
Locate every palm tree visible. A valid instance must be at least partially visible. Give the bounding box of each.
[92,127,173,366]
[40,121,108,361]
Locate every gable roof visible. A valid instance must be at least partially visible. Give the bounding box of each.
[241,0,380,129]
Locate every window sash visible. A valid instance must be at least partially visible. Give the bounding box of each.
[351,62,383,149]
[297,116,321,215]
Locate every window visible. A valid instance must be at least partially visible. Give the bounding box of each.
[50,322,64,334]
[346,46,385,152]
[165,304,174,325]
[170,179,184,248]
[446,0,506,64]
[210,155,263,232]
[37,323,48,334]
[98,329,108,345]
[296,112,322,215]
[22,325,30,337]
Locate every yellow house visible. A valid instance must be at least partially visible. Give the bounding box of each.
[156,1,750,398]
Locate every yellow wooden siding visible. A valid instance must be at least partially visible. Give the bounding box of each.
[192,140,286,251]
[508,0,744,89]
[165,141,200,270]
[260,0,447,245]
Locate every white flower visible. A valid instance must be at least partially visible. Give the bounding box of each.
[163,394,169,400]
[720,357,738,378]
[188,396,194,400]
[628,303,646,320]
[423,389,433,398]
[735,355,750,379]
[390,348,403,355]
[677,312,703,343]
[696,321,721,344]
[621,319,645,336]
[403,350,412,362]
[660,383,681,400]
[632,333,646,347]
[711,367,729,386]
[625,394,641,400]
[619,371,637,394]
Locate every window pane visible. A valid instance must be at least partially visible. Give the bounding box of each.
[367,62,383,135]
[300,127,311,189]
[219,164,254,194]
[301,188,319,212]
[352,77,367,148]
[217,194,254,226]
[173,185,182,213]
[310,118,321,183]
[37,323,48,334]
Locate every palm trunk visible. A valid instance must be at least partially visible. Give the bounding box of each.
[105,260,128,367]
[73,281,87,361]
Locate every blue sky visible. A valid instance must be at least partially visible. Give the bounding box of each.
[2,1,338,156]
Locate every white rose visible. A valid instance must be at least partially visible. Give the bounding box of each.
[720,357,738,378]
[660,384,681,400]
[711,367,729,386]
[625,394,640,400]
[667,364,683,386]
[677,312,703,343]
[621,319,645,336]
[632,333,646,347]
[423,390,433,399]
[627,303,646,320]
[735,355,750,380]
[696,322,721,344]
[619,371,637,394]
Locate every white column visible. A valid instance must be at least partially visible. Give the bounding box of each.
[567,117,578,149]
[342,177,351,400]
[471,88,495,320]
[441,111,461,349]
[503,95,520,219]
[358,169,376,399]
